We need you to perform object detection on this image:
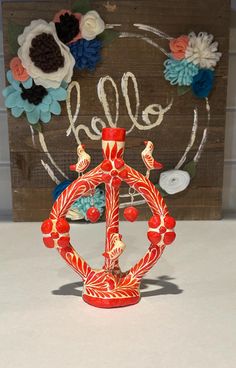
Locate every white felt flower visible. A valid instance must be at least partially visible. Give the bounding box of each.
[17,19,75,89]
[159,169,190,195]
[80,11,105,40]
[185,32,222,69]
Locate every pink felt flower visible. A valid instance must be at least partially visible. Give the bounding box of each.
[169,35,189,60]
[10,57,29,82]
[53,9,82,44]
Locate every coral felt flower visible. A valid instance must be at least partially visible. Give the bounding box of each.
[17,19,75,89]
[53,9,82,44]
[80,11,105,40]
[192,69,214,98]
[2,70,67,125]
[169,35,189,60]
[164,58,199,86]
[159,169,190,195]
[10,57,29,82]
[69,38,102,71]
[185,32,222,69]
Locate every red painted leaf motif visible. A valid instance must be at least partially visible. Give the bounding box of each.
[117,147,124,158]
[105,143,110,159]
[111,142,118,160]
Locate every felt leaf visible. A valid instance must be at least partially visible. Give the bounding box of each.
[7,21,25,55]
[155,184,168,197]
[177,85,191,96]
[32,123,42,133]
[183,160,196,179]
[72,0,91,14]
[97,30,120,45]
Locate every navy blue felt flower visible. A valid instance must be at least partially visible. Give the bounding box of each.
[192,69,214,98]
[52,180,72,201]
[69,38,102,71]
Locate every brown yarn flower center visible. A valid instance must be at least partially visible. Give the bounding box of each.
[21,83,48,105]
[29,33,65,73]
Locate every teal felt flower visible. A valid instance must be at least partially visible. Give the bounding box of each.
[71,187,105,221]
[2,70,67,125]
[52,182,105,221]
[164,58,199,86]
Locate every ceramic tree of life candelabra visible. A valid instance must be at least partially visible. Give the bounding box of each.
[41,128,176,308]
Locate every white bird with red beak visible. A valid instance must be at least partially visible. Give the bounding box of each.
[102,233,125,262]
[141,140,163,178]
[70,144,91,175]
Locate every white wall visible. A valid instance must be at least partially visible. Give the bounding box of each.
[0,2,236,216]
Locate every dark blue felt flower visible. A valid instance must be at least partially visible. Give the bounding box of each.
[192,69,214,98]
[69,38,102,71]
[52,180,72,201]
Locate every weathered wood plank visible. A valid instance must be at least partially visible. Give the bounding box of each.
[12,186,223,221]
[10,149,224,188]
[2,0,230,221]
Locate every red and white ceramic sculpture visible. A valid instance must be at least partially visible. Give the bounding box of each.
[41,127,176,308]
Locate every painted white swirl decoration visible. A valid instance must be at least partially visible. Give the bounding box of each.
[65,72,173,144]
[159,170,191,195]
[37,22,211,205]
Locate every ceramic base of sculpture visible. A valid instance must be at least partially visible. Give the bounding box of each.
[41,127,176,308]
[83,294,140,308]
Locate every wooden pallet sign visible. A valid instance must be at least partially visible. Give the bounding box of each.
[2,0,230,221]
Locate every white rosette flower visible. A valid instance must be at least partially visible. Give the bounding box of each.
[17,19,75,89]
[80,11,105,40]
[159,169,190,195]
[185,32,222,69]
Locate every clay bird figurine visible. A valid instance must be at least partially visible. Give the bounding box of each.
[70,144,91,176]
[141,140,163,178]
[103,233,126,262]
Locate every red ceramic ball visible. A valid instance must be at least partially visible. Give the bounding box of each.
[101,159,112,172]
[159,226,166,234]
[114,158,124,169]
[43,237,54,248]
[123,206,139,222]
[147,231,161,245]
[111,169,118,177]
[148,215,161,228]
[41,218,53,234]
[51,232,59,239]
[163,231,176,245]
[164,215,176,229]
[58,236,70,248]
[56,217,70,233]
[86,207,101,223]
[102,173,111,183]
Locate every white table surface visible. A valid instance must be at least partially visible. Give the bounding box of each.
[0,219,235,368]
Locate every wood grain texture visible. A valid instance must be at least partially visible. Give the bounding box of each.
[2,0,230,221]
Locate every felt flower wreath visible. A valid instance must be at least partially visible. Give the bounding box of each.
[164,32,221,98]
[2,4,115,126]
